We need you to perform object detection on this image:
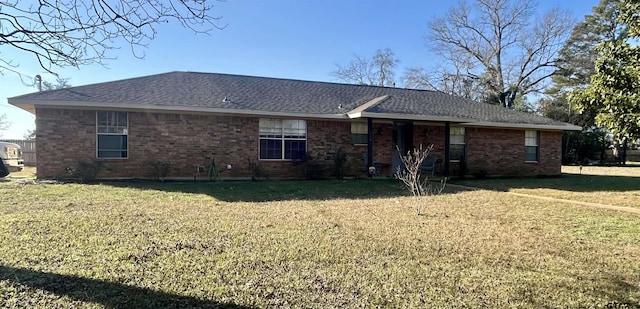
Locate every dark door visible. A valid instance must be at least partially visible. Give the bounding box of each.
[392,121,414,173]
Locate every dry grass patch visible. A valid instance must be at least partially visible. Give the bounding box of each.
[1,180,639,308]
[455,166,640,209]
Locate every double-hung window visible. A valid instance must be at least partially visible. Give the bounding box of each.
[449,127,465,162]
[97,111,128,158]
[259,118,306,160]
[351,122,368,145]
[525,130,539,162]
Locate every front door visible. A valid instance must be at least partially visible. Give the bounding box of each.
[392,121,414,174]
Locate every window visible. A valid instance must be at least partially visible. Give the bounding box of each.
[525,130,539,162]
[259,118,306,160]
[97,111,128,158]
[450,126,465,161]
[351,122,368,145]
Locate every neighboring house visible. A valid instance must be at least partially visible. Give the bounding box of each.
[8,71,580,179]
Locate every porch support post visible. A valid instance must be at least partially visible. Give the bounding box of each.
[367,117,374,177]
[444,121,450,177]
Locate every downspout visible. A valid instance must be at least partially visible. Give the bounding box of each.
[444,122,450,177]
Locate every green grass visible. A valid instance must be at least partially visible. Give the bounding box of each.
[453,165,640,209]
[1,178,640,308]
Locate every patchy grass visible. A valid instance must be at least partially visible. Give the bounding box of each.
[454,166,640,209]
[1,180,639,308]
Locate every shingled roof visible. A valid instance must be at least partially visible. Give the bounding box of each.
[9,71,581,130]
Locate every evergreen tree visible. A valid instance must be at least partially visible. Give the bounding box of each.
[570,0,640,141]
[543,0,626,128]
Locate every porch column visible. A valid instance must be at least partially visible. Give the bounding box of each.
[367,117,374,177]
[444,121,450,177]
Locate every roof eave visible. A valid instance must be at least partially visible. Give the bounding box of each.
[352,111,475,123]
[462,121,582,131]
[8,99,349,120]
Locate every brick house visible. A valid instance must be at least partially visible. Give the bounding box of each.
[8,72,580,179]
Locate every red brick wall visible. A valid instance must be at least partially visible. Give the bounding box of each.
[36,109,394,179]
[466,127,561,176]
[412,124,561,177]
[35,108,562,179]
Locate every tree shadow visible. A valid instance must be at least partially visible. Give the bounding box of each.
[88,178,459,202]
[0,265,251,308]
[551,273,640,309]
[454,174,640,193]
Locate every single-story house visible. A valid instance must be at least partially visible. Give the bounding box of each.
[8,71,581,179]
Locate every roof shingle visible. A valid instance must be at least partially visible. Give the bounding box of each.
[9,71,580,129]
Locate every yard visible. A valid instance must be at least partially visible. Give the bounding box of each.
[1,167,639,308]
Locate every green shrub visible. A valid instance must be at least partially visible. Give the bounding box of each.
[66,160,104,182]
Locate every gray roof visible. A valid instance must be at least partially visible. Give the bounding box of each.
[9,71,580,130]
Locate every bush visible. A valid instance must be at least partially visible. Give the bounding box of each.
[247,159,266,181]
[332,148,348,179]
[302,152,323,180]
[66,160,104,182]
[147,160,171,182]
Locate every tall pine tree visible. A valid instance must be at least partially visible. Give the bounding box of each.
[570,0,640,142]
[543,0,627,128]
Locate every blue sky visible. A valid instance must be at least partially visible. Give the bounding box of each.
[0,0,598,139]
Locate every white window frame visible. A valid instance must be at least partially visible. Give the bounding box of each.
[96,111,128,159]
[259,118,307,160]
[351,122,368,145]
[525,130,539,162]
[449,126,465,162]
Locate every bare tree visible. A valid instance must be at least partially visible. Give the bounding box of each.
[41,77,72,91]
[331,48,400,87]
[407,0,573,107]
[0,0,224,75]
[394,144,446,197]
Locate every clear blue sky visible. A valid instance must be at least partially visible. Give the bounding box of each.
[0,0,598,139]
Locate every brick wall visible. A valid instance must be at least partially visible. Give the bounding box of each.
[35,108,562,179]
[36,109,390,179]
[413,124,562,177]
[466,127,561,176]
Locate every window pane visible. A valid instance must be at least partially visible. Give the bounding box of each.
[283,119,306,138]
[525,131,538,146]
[98,135,127,158]
[450,134,465,145]
[450,127,465,135]
[525,146,538,161]
[259,118,283,138]
[351,123,368,134]
[450,144,465,161]
[284,140,306,160]
[97,112,109,127]
[98,111,128,134]
[352,133,368,145]
[259,139,282,159]
[117,112,128,127]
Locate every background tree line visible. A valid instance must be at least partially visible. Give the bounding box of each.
[332,0,639,164]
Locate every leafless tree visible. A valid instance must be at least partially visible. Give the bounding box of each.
[394,144,446,198]
[331,48,400,87]
[0,0,224,75]
[406,0,573,107]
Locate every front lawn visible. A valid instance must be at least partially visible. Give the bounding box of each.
[453,165,640,209]
[1,179,639,308]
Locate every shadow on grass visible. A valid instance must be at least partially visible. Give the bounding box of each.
[0,265,251,308]
[91,178,441,202]
[453,173,640,193]
[93,178,462,202]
